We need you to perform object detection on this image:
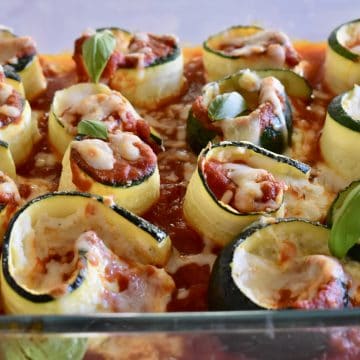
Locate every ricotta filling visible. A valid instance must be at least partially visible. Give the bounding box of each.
[341,84,360,122]
[217,30,294,59]
[72,139,115,170]
[221,162,283,213]
[337,22,360,55]
[60,90,139,134]
[9,208,173,311]
[231,247,347,309]
[215,76,287,143]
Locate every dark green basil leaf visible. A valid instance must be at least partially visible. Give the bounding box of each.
[329,183,360,258]
[77,120,108,140]
[82,30,116,83]
[208,92,247,121]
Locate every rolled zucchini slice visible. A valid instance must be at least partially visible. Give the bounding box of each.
[59,132,160,215]
[324,19,360,94]
[326,180,360,261]
[1,192,173,314]
[48,83,155,157]
[203,26,300,81]
[0,26,46,101]
[0,171,20,244]
[109,30,184,109]
[3,65,25,97]
[320,85,360,182]
[74,27,184,109]
[183,141,310,247]
[0,140,16,178]
[208,219,349,310]
[187,68,311,154]
[0,72,33,166]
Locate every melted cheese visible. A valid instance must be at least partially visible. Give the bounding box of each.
[232,248,346,309]
[259,76,287,135]
[342,85,360,121]
[11,209,174,311]
[72,139,115,170]
[0,104,20,117]
[0,172,20,203]
[219,30,293,59]
[0,82,13,104]
[110,132,141,161]
[219,110,261,144]
[337,21,360,53]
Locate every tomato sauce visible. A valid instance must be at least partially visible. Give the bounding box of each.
[15,42,329,315]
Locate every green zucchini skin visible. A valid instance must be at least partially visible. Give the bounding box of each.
[2,191,169,306]
[186,110,218,154]
[203,25,264,60]
[202,141,310,175]
[208,235,261,311]
[326,180,360,226]
[326,180,360,262]
[208,218,348,311]
[328,18,360,62]
[3,66,21,81]
[187,68,310,154]
[327,93,360,132]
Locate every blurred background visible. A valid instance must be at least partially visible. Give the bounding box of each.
[0,0,357,52]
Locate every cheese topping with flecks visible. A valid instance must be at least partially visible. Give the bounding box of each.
[110,132,141,161]
[72,139,115,170]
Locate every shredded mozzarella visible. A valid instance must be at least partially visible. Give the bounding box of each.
[110,132,141,161]
[72,139,115,170]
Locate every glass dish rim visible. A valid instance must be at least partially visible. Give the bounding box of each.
[1,308,360,334]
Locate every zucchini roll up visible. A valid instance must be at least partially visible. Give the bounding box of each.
[187,68,311,154]
[1,192,173,314]
[0,171,20,243]
[48,83,154,157]
[203,26,300,81]
[209,219,349,310]
[59,132,160,215]
[74,28,184,109]
[0,66,33,166]
[320,85,360,182]
[0,26,46,101]
[183,141,310,247]
[324,19,360,94]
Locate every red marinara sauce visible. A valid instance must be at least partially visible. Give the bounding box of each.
[17,43,329,315]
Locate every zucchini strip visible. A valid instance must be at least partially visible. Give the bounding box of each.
[0,141,16,179]
[324,19,360,94]
[48,83,157,157]
[183,141,310,247]
[187,69,311,154]
[59,133,160,215]
[1,192,173,314]
[0,27,46,101]
[320,85,360,182]
[74,28,185,109]
[203,26,300,81]
[0,172,20,244]
[0,69,33,166]
[209,219,349,310]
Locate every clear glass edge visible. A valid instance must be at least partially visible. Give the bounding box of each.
[1,308,360,334]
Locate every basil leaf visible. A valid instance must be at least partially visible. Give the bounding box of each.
[82,30,116,83]
[329,184,360,258]
[77,120,108,140]
[208,92,247,121]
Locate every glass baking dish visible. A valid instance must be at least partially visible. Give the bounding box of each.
[1,1,360,359]
[1,310,360,358]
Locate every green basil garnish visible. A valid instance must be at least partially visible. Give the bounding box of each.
[82,30,116,83]
[208,92,247,121]
[77,120,108,140]
[329,183,360,258]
